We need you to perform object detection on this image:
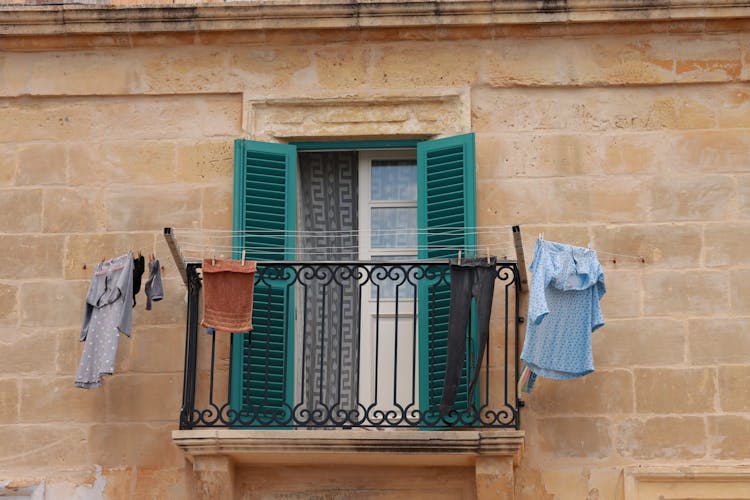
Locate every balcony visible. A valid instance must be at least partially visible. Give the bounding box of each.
[172,259,525,498]
[177,260,522,430]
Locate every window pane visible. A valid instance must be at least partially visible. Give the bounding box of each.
[371,207,417,248]
[370,256,416,299]
[371,161,417,201]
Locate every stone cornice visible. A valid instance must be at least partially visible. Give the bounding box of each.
[1,0,750,36]
[172,429,525,466]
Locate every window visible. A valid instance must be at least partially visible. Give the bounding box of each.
[229,134,477,423]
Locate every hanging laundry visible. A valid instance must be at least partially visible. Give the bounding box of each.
[439,256,496,417]
[520,239,606,391]
[75,252,134,389]
[201,258,257,333]
[132,254,145,307]
[144,257,164,310]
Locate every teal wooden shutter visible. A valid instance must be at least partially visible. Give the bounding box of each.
[229,139,296,424]
[417,133,477,424]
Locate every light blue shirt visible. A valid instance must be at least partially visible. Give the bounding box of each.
[521,239,606,380]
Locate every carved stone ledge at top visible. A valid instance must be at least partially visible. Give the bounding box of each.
[3,1,749,37]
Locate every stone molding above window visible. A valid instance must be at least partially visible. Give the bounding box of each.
[243,90,470,141]
[624,466,750,500]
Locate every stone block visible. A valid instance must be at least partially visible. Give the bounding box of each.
[537,417,612,458]
[0,100,96,142]
[475,456,513,500]
[371,43,481,87]
[0,282,18,325]
[476,179,548,226]
[635,367,715,413]
[592,224,702,268]
[104,186,202,232]
[0,235,64,279]
[715,87,750,127]
[0,188,42,232]
[201,185,233,230]
[544,178,590,224]
[105,373,181,422]
[69,141,177,186]
[675,37,742,82]
[704,223,750,267]
[485,37,674,87]
[0,328,57,375]
[43,188,104,233]
[643,271,729,316]
[13,51,141,95]
[315,47,369,89]
[102,467,135,500]
[227,46,312,90]
[718,365,750,412]
[671,130,750,174]
[688,318,750,364]
[64,232,155,280]
[0,144,16,186]
[89,423,183,468]
[475,134,526,179]
[526,134,602,177]
[651,175,736,222]
[587,176,652,224]
[0,378,18,423]
[730,269,750,314]
[516,225,591,253]
[56,329,85,376]
[601,132,667,174]
[175,140,233,183]
[708,415,750,459]
[616,417,706,459]
[130,326,184,373]
[132,467,189,500]
[141,47,228,93]
[19,280,89,328]
[16,143,67,185]
[594,318,686,367]
[19,376,105,423]
[640,96,717,130]
[738,174,750,219]
[18,424,89,468]
[472,87,635,132]
[85,94,240,141]
[131,278,185,326]
[598,269,642,319]
[530,370,633,414]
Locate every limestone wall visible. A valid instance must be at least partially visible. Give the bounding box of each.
[0,15,748,499]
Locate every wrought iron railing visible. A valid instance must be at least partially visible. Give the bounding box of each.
[179,261,521,429]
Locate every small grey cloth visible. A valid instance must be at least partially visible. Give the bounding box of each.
[75,252,134,389]
[144,258,164,311]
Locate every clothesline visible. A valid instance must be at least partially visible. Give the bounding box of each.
[170,227,646,263]
[171,225,517,236]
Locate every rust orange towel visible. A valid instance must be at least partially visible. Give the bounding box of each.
[201,258,257,333]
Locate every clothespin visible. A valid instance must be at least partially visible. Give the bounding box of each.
[241,249,246,266]
[211,249,216,266]
[486,246,491,264]
[539,232,544,241]
[458,249,462,265]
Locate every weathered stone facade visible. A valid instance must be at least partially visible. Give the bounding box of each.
[1,1,749,498]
